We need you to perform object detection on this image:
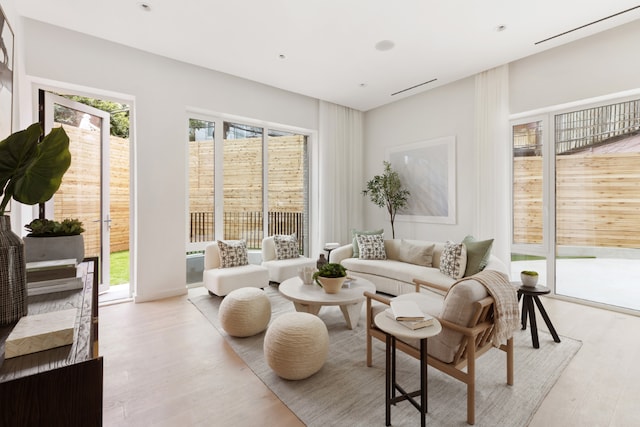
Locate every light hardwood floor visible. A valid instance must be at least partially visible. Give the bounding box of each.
[100,289,640,426]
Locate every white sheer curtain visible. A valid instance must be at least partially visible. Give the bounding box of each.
[318,101,363,250]
[474,65,510,265]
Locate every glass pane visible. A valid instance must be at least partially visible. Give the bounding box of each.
[223,122,263,249]
[512,121,543,245]
[555,100,640,310]
[52,105,102,259]
[188,119,215,242]
[267,130,308,255]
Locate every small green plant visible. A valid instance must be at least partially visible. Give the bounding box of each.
[521,270,538,276]
[313,263,347,286]
[25,218,85,237]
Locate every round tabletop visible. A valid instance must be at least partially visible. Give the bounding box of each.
[515,284,551,296]
[279,276,376,306]
[374,311,442,341]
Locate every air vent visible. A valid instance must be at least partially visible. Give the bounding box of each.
[535,5,640,45]
[391,78,437,96]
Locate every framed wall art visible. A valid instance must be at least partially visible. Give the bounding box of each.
[387,136,456,224]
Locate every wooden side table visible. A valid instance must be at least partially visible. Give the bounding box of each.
[517,284,561,348]
[374,312,442,427]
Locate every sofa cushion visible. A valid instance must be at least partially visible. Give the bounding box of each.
[439,241,467,279]
[341,258,455,290]
[396,240,435,267]
[274,234,299,260]
[351,228,383,258]
[217,240,249,268]
[462,235,493,277]
[357,234,387,260]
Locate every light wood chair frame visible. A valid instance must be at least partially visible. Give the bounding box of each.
[365,278,514,425]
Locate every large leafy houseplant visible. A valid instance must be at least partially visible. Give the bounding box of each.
[0,123,71,215]
[0,123,70,324]
[362,161,410,239]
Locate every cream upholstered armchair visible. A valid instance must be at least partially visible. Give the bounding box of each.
[364,270,516,425]
[261,235,315,283]
[203,241,269,296]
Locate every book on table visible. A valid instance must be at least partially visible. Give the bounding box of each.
[389,300,427,321]
[385,308,435,330]
[26,258,78,283]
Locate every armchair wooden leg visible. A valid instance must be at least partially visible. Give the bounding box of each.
[467,343,476,425]
[366,297,373,367]
[506,337,514,385]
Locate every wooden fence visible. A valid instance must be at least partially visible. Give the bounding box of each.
[53,127,130,257]
[513,152,640,248]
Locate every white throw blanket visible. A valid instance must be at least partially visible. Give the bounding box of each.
[449,269,520,347]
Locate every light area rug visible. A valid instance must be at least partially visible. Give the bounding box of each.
[189,285,581,427]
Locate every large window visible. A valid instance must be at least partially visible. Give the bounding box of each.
[187,116,309,256]
[511,98,640,312]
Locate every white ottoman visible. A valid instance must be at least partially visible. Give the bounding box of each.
[263,312,329,380]
[218,288,271,337]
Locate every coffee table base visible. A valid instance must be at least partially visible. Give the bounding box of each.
[293,301,364,330]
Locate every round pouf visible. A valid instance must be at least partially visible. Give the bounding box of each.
[218,287,271,337]
[264,312,329,380]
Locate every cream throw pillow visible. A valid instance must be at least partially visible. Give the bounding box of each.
[397,240,435,267]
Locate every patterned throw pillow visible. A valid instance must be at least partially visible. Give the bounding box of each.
[274,234,299,260]
[439,241,467,279]
[351,228,384,258]
[217,240,249,268]
[356,233,387,260]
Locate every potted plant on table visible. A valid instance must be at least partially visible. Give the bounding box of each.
[520,270,539,287]
[313,263,347,294]
[0,123,71,324]
[362,161,410,239]
[24,217,85,264]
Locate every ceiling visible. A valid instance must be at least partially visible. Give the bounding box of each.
[15,1,640,111]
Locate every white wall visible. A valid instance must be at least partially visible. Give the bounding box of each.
[18,18,319,302]
[510,18,640,114]
[363,77,477,243]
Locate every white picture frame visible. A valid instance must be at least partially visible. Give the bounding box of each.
[387,136,456,224]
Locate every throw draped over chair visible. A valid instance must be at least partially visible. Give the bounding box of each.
[364,274,515,425]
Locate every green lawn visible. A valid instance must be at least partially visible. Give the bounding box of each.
[110,250,130,285]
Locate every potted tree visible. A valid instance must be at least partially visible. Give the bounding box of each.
[0,123,71,324]
[362,161,410,239]
[313,262,347,294]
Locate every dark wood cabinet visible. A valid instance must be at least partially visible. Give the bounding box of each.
[0,257,102,426]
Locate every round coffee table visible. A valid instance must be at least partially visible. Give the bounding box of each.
[278,276,376,329]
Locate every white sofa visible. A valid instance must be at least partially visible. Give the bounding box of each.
[261,236,316,283]
[330,238,508,296]
[203,242,269,296]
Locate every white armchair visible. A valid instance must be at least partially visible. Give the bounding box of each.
[203,242,269,296]
[261,236,316,283]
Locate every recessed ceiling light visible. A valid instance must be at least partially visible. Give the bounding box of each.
[359,83,367,88]
[278,54,286,60]
[139,3,152,12]
[495,25,507,32]
[375,40,395,51]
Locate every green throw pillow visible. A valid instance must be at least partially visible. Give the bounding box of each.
[462,235,494,277]
[351,228,384,258]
